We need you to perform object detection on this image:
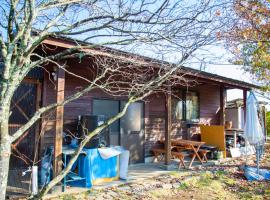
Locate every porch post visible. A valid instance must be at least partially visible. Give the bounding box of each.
[34,81,42,162]
[243,89,247,123]
[54,68,65,177]
[220,85,226,126]
[165,87,172,165]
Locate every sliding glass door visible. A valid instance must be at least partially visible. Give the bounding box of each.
[93,99,120,146]
[92,99,145,163]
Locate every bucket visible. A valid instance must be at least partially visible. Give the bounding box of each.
[225,121,232,129]
[214,151,224,160]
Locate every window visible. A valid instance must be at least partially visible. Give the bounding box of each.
[120,102,143,134]
[93,99,120,133]
[172,91,199,121]
[185,91,199,120]
[172,92,183,120]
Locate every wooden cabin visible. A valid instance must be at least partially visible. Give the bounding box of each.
[8,36,259,178]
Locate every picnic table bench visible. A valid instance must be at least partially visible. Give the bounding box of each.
[153,139,206,168]
[151,148,186,169]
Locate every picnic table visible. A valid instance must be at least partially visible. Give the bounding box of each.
[172,139,205,165]
[158,139,205,168]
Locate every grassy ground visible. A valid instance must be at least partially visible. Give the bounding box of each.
[49,144,270,200]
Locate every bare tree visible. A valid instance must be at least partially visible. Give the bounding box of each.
[0,0,228,199]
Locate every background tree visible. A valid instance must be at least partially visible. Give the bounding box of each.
[266,111,270,136]
[227,0,270,90]
[0,0,228,199]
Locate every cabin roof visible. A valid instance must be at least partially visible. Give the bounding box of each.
[41,35,260,90]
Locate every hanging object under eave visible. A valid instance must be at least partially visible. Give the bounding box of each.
[244,91,265,178]
[244,92,265,145]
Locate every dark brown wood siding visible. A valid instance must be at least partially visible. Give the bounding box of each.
[143,84,221,157]
[198,84,221,125]
[144,93,166,158]
[41,64,221,159]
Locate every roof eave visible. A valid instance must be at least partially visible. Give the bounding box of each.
[41,36,261,90]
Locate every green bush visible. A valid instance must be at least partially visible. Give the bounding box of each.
[266,111,270,136]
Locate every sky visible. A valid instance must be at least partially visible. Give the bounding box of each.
[184,43,270,108]
[1,0,267,108]
[205,64,251,101]
[202,63,270,109]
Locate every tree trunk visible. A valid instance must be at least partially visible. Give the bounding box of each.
[0,136,11,200]
[0,106,11,200]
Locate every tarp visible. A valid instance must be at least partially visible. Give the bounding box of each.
[79,148,118,188]
[97,146,129,179]
[67,147,129,188]
[98,147,122,159]
[244,166,270,181]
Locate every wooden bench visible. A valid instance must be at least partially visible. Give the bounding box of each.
[151,148,186,169]
[171,151,186,169]
[198,149,210,162]
[189,149,209,168]
[151,148,166,162]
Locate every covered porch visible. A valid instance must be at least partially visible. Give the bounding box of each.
[145,81,252,167]
[49,68,252,170]
[43,65,255,188]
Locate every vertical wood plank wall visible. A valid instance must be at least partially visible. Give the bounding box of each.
[41,63,223,160]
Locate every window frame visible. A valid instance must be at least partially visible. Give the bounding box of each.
[173,90,200,121]
[183,90,200,121]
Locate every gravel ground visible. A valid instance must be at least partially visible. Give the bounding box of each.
[49,143,270,200]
